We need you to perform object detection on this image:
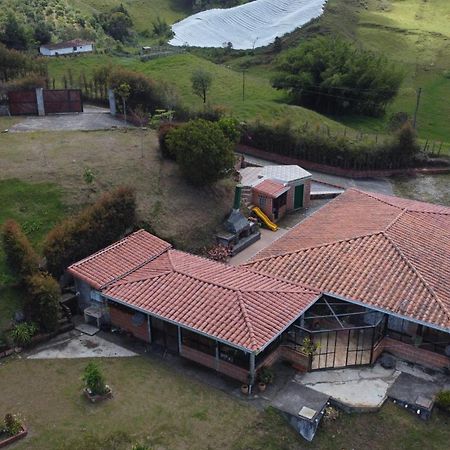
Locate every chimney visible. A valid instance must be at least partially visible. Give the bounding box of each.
[233,184,243,210]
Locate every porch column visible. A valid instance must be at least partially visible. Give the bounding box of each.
[177,326,182,355]
[249,353,256,386]
[147,315,152,343]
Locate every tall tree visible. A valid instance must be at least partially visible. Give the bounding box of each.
[191,69,212,104]
[271,37,404,116]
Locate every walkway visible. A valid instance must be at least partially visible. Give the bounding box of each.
[9,106,129,132]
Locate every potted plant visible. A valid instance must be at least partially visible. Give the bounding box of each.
[257,366,274,392]
[82,362,112,403]
[0,413,27,447]
[240,374,252,396]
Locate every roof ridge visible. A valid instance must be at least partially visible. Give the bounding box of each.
[107,269,171,288]
[100,246,171,290]
[381,232,450,323]
[246,231,384,265]
[167,250,317,294]
[360,190,450,215]
[384,209,406,232]
[236,292,258,350]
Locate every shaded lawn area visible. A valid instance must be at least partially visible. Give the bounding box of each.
[0,356,449,450]
[0,179,66,332]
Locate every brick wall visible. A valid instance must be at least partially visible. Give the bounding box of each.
[256,345,310,372]
[181,345,249,383]
[379,337,450,369]
[252,192,274,221]
[303,180,311,207]
[109,304,150,343]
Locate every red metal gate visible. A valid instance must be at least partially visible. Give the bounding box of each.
[8,89,83,115]
[43,89,83,113]
[8,90,38,115]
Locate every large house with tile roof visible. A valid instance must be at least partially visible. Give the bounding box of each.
[68,189,450,382]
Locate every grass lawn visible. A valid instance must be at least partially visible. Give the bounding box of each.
[0,128,234,251]
[0,355,449,449]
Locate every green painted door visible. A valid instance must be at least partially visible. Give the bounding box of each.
[294,184,304,209]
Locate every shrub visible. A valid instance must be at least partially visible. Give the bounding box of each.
[218,117,241,143]
[242,120,420,170]
[109,67,165,113]
[83,362,107,395]
[26,273,60,333]
[3,413,23,437]
[435,390,450,414]
[158,122,180,160]
[166,119,235,186]
[2,219,39,281]
[10,322,37,347]
[258,366,274,384]
[43,187,136,278]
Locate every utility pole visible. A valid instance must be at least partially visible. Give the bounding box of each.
[413,87,422,130]
[242,69,246,102]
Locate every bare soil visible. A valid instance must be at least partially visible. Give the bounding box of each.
[0,128,234,250]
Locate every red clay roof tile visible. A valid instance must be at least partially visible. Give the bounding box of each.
[247,189,450,331]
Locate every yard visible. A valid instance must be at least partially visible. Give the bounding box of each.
[0,128,234,251]
[0,128,233,333]
[0,355,449,449]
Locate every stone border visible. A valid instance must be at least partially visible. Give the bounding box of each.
[237,144,450,179]
[0,427,28,448]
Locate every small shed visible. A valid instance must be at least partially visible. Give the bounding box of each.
[239,165,312,222]
[39,39,94,57]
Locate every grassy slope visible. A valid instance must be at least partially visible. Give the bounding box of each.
[47,52,350,132]
[286,0,450,143]
[1,356,449,449]
[72,0,189,31]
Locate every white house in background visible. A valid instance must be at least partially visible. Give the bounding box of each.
[39,39,94,57]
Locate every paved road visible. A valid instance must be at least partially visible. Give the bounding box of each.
[9,106,130,132]
[242,154,394,195]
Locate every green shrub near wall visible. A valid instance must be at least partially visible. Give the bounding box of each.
[241,121,420,170]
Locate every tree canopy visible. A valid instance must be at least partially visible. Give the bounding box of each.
[191,69,213,104]
[166,119,235,186]
[271,37,404,117]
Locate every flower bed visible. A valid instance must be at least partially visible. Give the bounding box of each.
[0,427,27,448]
[83,386,113,404]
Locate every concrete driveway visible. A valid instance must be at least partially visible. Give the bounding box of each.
[9,106,129,132]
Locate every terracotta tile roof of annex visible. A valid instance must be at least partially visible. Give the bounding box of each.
[103,249,321,352]
[246,189,450,331]
[253,179,289,199]
[67,230,172,290]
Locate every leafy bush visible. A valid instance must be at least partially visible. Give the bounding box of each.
[3,413,23,437]
[166,119,235,186]
[2,219,39,281]
[26,273,60,333]
[10,322,37,347]
[109,68,166,113]
[258,366,274,384]
[435,390,450,414]
[43,187,136,278]
[83,362,107,396]
[158,122,180,160]
[217,117,241,143]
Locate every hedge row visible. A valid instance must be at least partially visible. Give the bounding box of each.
[43,186,137,278]
[1,220,59,332]
[241,121,420,170]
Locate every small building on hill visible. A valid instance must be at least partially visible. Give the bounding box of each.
[239,165,312,222]
[39,39,94,57]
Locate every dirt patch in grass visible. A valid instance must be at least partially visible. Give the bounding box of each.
[0,129,234,251]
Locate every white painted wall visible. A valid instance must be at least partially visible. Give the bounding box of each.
[40,43,93,57]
